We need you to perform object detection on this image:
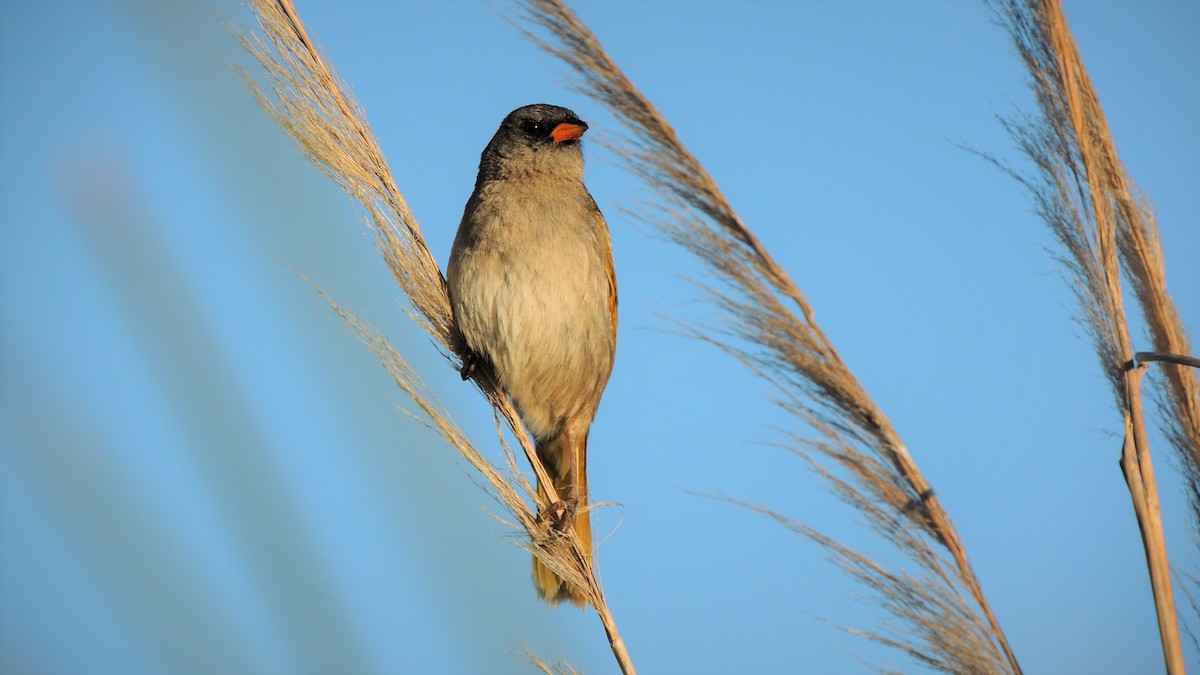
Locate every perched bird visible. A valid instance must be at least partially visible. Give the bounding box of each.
[447,104,617,606]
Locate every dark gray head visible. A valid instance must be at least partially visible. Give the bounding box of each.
[475,104,589,186]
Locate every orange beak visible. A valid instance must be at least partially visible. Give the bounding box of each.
[551,121,588,143]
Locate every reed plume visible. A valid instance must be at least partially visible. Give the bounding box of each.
[235,1,636,672]
[521,646,584,675]
[516,1,1020,672]
[988,0,1193,671]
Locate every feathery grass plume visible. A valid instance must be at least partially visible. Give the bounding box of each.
[515,1,1020,672]
[988,0,1190,671]
[520,645,584,675]
[234,1,636,672]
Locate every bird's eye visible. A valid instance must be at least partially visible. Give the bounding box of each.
[521,120,545,136]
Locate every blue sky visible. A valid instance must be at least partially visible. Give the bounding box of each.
[1,1,1197,673]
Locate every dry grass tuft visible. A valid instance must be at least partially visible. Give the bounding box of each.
[519,646,585,675]
[988,0,1193,671]
[235,1,635,672]
[236,3,450,343]
[517,1,1020,672]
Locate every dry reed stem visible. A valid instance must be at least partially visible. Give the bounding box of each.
[990,0,1189,671]
[235,1,635,672]
[515,1,1019,672]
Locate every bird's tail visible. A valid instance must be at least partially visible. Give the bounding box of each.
[532,433,592,607]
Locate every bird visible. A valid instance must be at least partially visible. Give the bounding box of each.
[447,104,617,606]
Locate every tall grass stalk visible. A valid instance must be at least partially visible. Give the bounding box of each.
[234,1,635,671]
[988,0,1192,671]
[515,1,1021,672]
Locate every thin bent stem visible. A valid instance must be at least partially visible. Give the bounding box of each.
[1128,353,1200,372]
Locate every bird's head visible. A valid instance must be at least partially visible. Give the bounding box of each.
[477,104,589,183]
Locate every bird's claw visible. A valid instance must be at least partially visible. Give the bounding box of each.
[460,351,481,381]
[538,497,578,535]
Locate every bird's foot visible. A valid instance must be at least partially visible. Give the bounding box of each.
[538,497,578,535]
[459,350,481,381]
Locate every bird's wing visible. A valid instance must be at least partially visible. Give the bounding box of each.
[592,203,618,348]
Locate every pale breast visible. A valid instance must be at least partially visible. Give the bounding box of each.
[448,180,615,438]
